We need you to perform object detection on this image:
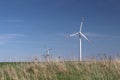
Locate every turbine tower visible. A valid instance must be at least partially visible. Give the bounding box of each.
[42,48,52,62]
[46,48,52,61]
[69,17,89,61]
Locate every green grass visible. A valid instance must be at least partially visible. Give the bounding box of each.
[0,60,120,80]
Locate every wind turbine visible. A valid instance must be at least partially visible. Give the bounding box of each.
[68,17,89,61]
[46,48,52,61]
[46,48,52,56]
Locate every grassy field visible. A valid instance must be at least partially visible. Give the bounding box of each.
[0,59,120,80]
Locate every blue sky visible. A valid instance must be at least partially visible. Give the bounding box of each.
[0,0,120,61]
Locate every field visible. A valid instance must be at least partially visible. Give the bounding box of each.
[0,59,120,80]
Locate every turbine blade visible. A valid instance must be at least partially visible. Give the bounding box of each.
[69,32,79,37]
[80,17,84,32]
[80,32,89,41]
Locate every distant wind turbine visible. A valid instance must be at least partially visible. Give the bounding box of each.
[46,48,52,55]
[46,48,52,61]
[68,17,89,61]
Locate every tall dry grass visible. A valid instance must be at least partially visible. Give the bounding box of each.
[0,58,120,80]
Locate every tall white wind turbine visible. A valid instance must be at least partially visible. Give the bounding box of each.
[69,17,89,61]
